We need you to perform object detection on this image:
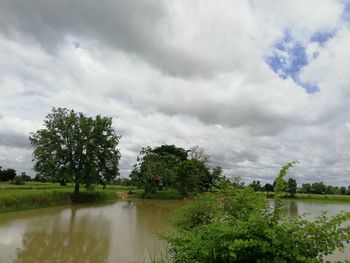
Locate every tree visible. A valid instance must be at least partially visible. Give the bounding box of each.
[30,108,121,195]
[311,182,327,194]
[0,167,17,182]
[340,186,347,195]
[188,145,210,164]
[249,180,262,192]
[263,183,274,193]
[286,178,297,197]
[130,146,181,194]
[130,144,218,195]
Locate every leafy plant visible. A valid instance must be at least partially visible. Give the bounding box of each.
[162,162,350,263]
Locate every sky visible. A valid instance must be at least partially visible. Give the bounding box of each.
[1,0,350,185]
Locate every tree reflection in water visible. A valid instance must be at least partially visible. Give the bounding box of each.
[15,207,111,263]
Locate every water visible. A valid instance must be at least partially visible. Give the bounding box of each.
[0,200,350,262]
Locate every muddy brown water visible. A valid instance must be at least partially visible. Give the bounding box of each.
[0,199,349,262]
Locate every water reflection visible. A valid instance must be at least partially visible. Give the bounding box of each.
[14,206,111,263]
[1,200,350,262]
[0,200,182,263]
[283,200,299,217]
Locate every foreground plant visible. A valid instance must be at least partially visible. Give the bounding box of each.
[162,162,350,263]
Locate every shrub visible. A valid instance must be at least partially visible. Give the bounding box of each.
[162,163,350,263]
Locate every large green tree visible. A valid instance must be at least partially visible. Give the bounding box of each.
[130,144,220,195]
[130,145,185,193]
[30,108,121,194]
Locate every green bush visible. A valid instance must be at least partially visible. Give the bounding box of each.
[162,163,350,263]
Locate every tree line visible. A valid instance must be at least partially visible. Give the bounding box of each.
[0,166,31,184]
[249,179,350,196]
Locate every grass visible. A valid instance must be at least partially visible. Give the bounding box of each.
[263,191,350,203]
[0,189,72,213]
[289,193,350,203]
[0,182,120,213]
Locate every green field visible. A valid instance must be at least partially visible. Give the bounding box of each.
[288,193,350,203]
[0,182,127,213]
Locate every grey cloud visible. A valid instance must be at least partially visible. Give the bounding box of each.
[0,0,217,77]
[0,132,31,148]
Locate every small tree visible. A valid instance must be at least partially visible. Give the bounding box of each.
[249,180,262,192]
[286,178,297,197]
[0,167,16,182]
[30,108,121,195]
[188,145,210,164]
[263,183,274,193]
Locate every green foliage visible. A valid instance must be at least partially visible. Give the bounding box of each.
[29,108,121,194]
[286,178,297,197]
[177,159,212,195]
[249,180,262,192]
[130,144,220,196]
[0,166,16,181]
[0,190,72,213]
[263,183,274,193]
[162,162,350,263]
[0,185,118,212]
[300,182,350,196]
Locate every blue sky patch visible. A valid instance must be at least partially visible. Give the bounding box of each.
[266,30,319,93]
[310,30,335,46]
[342,0,350,22]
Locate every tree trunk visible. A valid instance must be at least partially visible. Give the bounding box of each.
[74,181,80,195]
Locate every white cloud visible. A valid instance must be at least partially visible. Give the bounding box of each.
[1,0,350,185]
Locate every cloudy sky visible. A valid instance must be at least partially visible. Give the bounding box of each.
[1,0,350,185]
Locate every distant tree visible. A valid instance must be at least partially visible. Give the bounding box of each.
[231,175,242,186]
[131,144,217,195]
[311,182,327,194]
[0,167,17,182]
[340,186,347,195]
[300,183,312,194]
[20,172,31,182]
[209,166,223,189]
[152,145,188,162]
[286,178,297,197]
[188,145,210,164]
[325,185,340,195]
[249,180,262,192]
[131,146,181,193]
[33,174,47,182]
[30,108,121,195]
[263,183,274,193]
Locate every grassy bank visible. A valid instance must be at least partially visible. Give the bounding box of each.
[288,193,350,203]
[0,183,119,213]
[263,191,350,203]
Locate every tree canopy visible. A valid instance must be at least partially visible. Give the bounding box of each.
[130,144,221,196]
[29,108,121,194]
[0,166,16,182]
